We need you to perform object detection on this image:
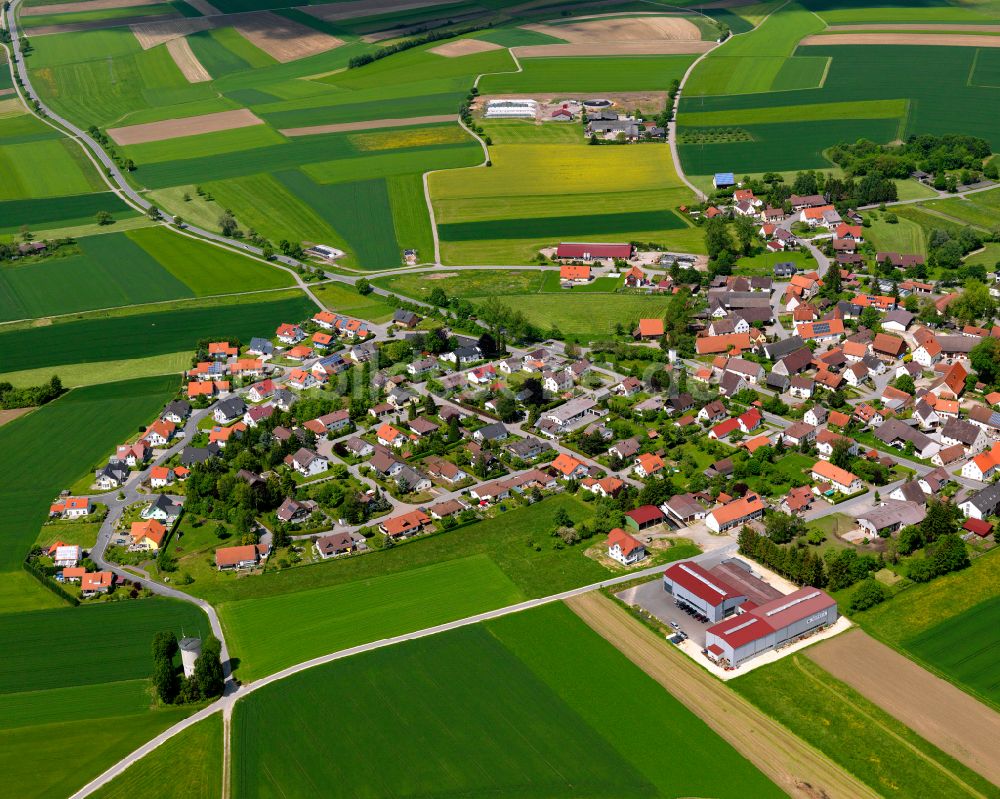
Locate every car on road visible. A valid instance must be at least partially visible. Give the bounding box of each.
[669,620,680,631]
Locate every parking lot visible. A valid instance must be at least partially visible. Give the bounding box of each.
[617,576,714,648]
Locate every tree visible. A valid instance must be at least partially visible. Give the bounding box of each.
[704,217,733,262]
[823,263,841,297]
[356,278,372,295]
[429,286,449,307]
[152,631,179,662]
[262,244,275,261]
[931,533,969,575]
[830,438,854,470]
[193,636,225,698]
[970,337,1000,386]
[734,214,756,255]
[849,578,887,612]
[858,306,880,331]
[219,209,239,237]
[950,280,994,325]
[95,210,113,226]
[920,498,959,543]
[892,374,915,395]
[764,511,805,544]
[792,171,818,195]
[553,508,573,528]
[153,656,179,703]
[145,205,161,221]
[493,394,518,422]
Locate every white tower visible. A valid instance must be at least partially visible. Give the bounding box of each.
[179,637,201,678]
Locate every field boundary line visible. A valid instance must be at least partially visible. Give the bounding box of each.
[790,654,989,799]
[565,591,880,799]
[816,54,831,87]
[895,97,911,140]
[66,556,689,799]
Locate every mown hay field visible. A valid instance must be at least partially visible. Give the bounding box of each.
[0,137,104,200]
[0,191,135,234]
[233,603,781,799]
[809,0,998,25]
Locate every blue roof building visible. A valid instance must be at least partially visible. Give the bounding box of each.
[714,172,736,189]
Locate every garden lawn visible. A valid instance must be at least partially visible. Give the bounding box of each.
[233,603,781,799]
[734,653,999,799]
[0,292,316,373]
[92,713,222,799]
[0,375,180,571]
[735,248,816,275]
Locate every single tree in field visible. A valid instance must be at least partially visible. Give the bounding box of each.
[95,210,113,226]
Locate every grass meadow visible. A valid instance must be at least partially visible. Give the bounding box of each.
[92,713,222,799]
[479,55,697,93]
[0,292,315,373]
[0,375,180,571]
[864,214,927,256]
[734,653,1000,799]
[0,192,135,235]
[233,603,781,799]
[311,282,396,322]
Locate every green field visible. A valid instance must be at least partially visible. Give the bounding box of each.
[0,192,135,234]
[0,137,104,201]
[431,135,701,263]
[679,3,1000,175]
[92,713,222,799]
[233,603,782,799]
[965,241,1000,268]
[478,55,697,93]
[0,375,179,572]
[222,554,524,680]
[20,3,172,28]
[906,595,1000,708]
[809,0,998,25]
[854,550,1000,705]
[864,214,927,256]
[734,653,1000,799]
[374,268,545,300]
[921,196,999,230]
[2,350,193,389]
[0,292,315,373]
[311,282,396,322]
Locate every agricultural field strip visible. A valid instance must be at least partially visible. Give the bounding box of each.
[807,629,1000,786]
[280,113,457,136]
[565,592,880,799]
[681,97,906,126]
[802,34,1000,47]
[20,0,164,16]
[68,558,679,799]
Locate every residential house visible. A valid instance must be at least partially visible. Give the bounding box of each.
[811,461,862,494]
[162,400,191,424]
[552,453,589,480]
[706,495,765,533]
[80,572,114,597]
[857,500,926,537]
[607,527,647,565]
[941,419,988,454]
[315,532,359,559]
[961,442,1000,481]
[49,497,92,519]
[275,323,305,345]
[216,543,269,571]
[288,448,329,477]
[959,484,1000,520]
[213,397,247,425]
[130,520,167,552]
[634,452,665,479]
[473,422,508,443]
[662,493,708,524]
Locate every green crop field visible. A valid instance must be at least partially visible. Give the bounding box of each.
[679,3,1000,176]
[0,232,191,322]
[2,350,193,390]
[734,653,999,799]
[0,571,68,615]
[1,599,207,692]
[808,0,998,25]
[0,292,315,373]
[2,705,193,799]
[965,241,1000,267]
[431,136,701,263]
[188,27,275,78]
[125,227,295,293]
[471,292,680,340]
[0,138,104,200]
[0,375,179,571]
[921,197,998,230]
[479,55,698,93]
[221,554,524,680]
[905,595,1000,708]
[233,603,781,799]
[20,3,172,28]
[92,713,222,799]
[121,125,288,166]
[0,679,151,731]
[0,192,135,234]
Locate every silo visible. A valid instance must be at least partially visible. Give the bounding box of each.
[179,637,202,678]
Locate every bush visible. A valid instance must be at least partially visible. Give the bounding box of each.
[849,578,887,612]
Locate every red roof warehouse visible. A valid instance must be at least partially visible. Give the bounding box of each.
[556,242,633,260]
[624,504,665,531]
[704,586,838,668]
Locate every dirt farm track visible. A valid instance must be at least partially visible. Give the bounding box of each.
[566,593,879,799]
[807,628,1000,786]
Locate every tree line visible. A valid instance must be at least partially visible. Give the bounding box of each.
[151,632,224,705]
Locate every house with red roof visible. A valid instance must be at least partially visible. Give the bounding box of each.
[635,318,664,339]
[607,527,647,565]
[559,263,592,282]
[706,495,765,533]
[276,323,305,345]
[624,504,665,531]
[634,452,665,478]
[551,452,588,479]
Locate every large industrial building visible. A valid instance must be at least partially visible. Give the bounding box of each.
[704,587,838,668]
[484,99,537,119]
[663,559,837,668]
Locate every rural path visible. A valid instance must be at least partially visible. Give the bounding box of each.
[66,545,733,799]
[566,591,881,799]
